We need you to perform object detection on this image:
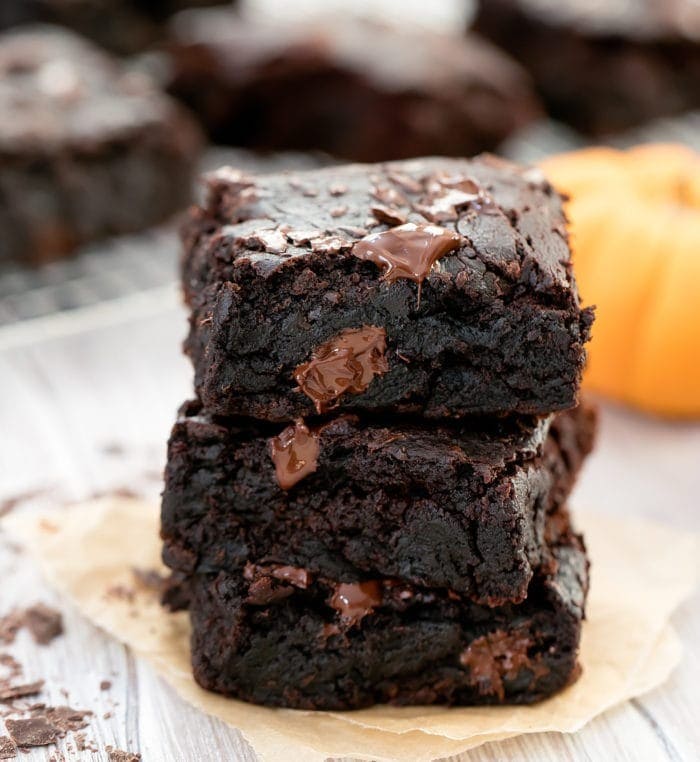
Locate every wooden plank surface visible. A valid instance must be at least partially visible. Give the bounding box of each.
[0,287,698,761]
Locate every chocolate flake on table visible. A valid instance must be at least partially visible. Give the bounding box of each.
[131,568,167,595]
[99,680,112,691]
[23,605,63,646]
[293,326,388,413]
[106,747,141,762]
[352,223,462,286]
[0,736,15,760]
[329,581,382,626]
[459,629,548,700]
[5,717,56,748]
[0,680,44,703]
[0,489,46,518]
[269,420,320,490]
[40,706,91,734]
[0,613,23,646]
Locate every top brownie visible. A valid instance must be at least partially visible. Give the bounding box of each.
[182,155,593,422]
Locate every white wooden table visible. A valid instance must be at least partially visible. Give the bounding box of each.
[1,286,699,761]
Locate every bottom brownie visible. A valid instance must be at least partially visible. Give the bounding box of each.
[177,513,588,710]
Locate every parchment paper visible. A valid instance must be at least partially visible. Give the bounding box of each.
[6,497,698,762]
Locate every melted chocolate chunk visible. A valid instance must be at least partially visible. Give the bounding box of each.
[293,326,388,413]
[270,566,311,588]
[329,581,382,626]
[352,223,462,284]
[459,629,548,700]
[269,421,320,489]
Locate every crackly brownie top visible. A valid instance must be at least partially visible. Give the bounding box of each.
[170,9,535,98]
[0,25,190,152]
[189,154,578,305]
[492,0,700,41]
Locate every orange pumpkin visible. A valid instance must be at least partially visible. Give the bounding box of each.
[541,144,700,418]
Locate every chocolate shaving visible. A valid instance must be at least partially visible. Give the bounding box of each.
[0,680,44,702]
[23,605,63,645]
[5,718,56,748]
[40,706,91,734]
[131,568,167,595]
[0,613,23,646]
[0,737,15,760]
[106,748,141,762]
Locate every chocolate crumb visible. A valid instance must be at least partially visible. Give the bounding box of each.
[41,706,91,734]
[5,718,56,748]
[131,568,166,594]
[0,681,44,702]
[0,490,45,518]
[99,680,112,691]
[106,746,141,762]
[0,613,24,646]
[0,736,15,759]
[23,605,63,645]
[100,442,125,456]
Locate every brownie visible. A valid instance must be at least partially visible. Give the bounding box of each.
[473,0,700,135]
[0,0,228,54]
[179,519,587,709]
[166,9,540,161]
[182,155,593,421]
[161,401,596,605]
[0,26,202,264]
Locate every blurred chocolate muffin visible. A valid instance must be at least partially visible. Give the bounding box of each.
[0,26,202,264]
[0,0,232,54]
[166,8,541,161]
[474,0,700,135]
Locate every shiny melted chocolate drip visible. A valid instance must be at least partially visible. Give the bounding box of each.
[329,581,382,626]
[293,325,388,413]
[459,629,548,700]
[352,222,462,284]
[270,565,311,588]
[269,420,320,490]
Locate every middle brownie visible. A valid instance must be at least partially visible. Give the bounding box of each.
[161,402,595,606]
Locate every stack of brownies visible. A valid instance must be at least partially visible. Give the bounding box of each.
[161,154,596,710]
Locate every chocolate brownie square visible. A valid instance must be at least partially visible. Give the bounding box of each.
[161,402,596,605]
[0,26,202,264]
[166,9,540,161]
[474,0,700,135]
[179,518,587,709]
[182,155,593,421]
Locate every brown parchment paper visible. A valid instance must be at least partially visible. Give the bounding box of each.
[5,497,698,762]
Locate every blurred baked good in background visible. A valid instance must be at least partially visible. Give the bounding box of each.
[0,0,235,54]
[0,25,202,264]
[165,7,541,161]
[474,0,700,135]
